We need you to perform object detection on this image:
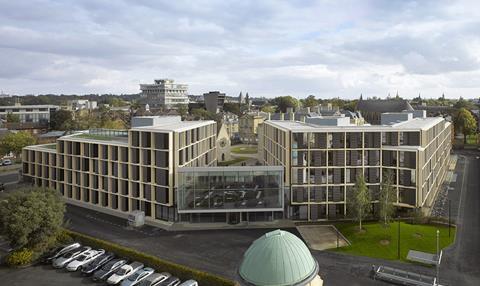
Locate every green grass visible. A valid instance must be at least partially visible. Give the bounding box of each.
[333,221,456,262]
[466,134,478,145]
[217,157,249,166]
[231,146,257,154]
[42,144,57,149]
[74,133,120,141]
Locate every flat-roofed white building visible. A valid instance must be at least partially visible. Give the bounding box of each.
[22,116,216,225]
[0,104,59,124]
[140,79,189,109]
[259,111,452,221]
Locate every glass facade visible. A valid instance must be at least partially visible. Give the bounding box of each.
[177,166,284,213]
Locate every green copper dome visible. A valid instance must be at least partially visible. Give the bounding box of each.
[239,229,318,286]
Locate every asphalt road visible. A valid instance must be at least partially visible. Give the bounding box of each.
[440,151,480,286]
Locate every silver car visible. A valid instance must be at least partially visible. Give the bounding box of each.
[178,280,198,286]
[52,246,91,268]
[137,272,171,286]
[120,267,155,286]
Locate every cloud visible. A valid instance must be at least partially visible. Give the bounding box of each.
[0,0,480,98]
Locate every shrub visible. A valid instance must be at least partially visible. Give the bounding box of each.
[5,248,34,266]
[55,230,73,244]
[65,230,237,286]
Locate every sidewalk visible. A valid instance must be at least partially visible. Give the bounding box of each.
[169,219,295,232]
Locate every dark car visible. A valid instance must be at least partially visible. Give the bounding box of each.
[81,252,115,276]
[156,276,180,286]
[92,258,128,282]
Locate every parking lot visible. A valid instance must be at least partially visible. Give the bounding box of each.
[0,264,91,286]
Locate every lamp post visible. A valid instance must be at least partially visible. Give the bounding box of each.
[436,230,440,284]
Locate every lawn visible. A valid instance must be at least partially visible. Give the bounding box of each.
[217,157,249,166]
[230,146,257,154]
[42,144,57,149]
[466,134,478,145]
[74,133,120,141]
[333,221,456,262]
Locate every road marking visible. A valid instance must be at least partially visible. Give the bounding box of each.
[456,156,468,225]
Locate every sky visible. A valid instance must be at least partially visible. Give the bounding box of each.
[1,0,480,99]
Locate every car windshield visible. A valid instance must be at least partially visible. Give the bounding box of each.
[77,255,87,261]
[102,261,115,270]
[128,273,140,281]
[63,253,73,258]
[116,268,128,275]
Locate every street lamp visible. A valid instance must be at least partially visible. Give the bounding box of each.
[436,229,440,284]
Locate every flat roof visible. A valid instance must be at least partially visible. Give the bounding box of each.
[0,104,59,109]
[267,117,446,132]
[131,120,215,133]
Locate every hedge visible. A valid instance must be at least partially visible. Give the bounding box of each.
[5,248,34,266]
[64,230,237,286]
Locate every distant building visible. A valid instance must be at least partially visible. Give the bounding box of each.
[0,103,60,126]
[69,99,98,111]
[222,112,239,139]
[216,123,231,162]
[203,91,226,114]
[356,98,413,124]
[239,112,268,144]
[140,79,189,109]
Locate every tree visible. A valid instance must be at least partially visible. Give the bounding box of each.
[0,131,36,157]
[50,110,74,130]
[301,95,318,108]
[0,188,65,250]
[6,113,20,123]
[348,174,371,230]
[102,119,126,129]
[378,169,396,226]
[454,108,477,144]
[175,104,188,118]
[223,102,241,116]
[260,104,276,113]
[191,108,216,120]
[272,96,299,113]
[454,97,475,110]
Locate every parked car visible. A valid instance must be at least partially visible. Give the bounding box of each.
[178,280,198,286]
[92,258,128,282]
[137,272,171,286]
[81,252,115,276]
[52,246,91,268]
[120,267,155,286]
[65,248,105,271]
[157,276,181,286]
[1,159,12,166]
[42,242,81,264]
[106,261,144,285]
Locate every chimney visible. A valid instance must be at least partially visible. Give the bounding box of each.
[306,107,311,113]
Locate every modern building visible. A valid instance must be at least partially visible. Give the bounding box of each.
[203,91,226,114]
[238,229,323,286]
[22,116,217,224]
[140,79,189,109]
[259,111,452,221]
[177,166,284,224]
[0,103,60,124]
[357,97,414,124]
